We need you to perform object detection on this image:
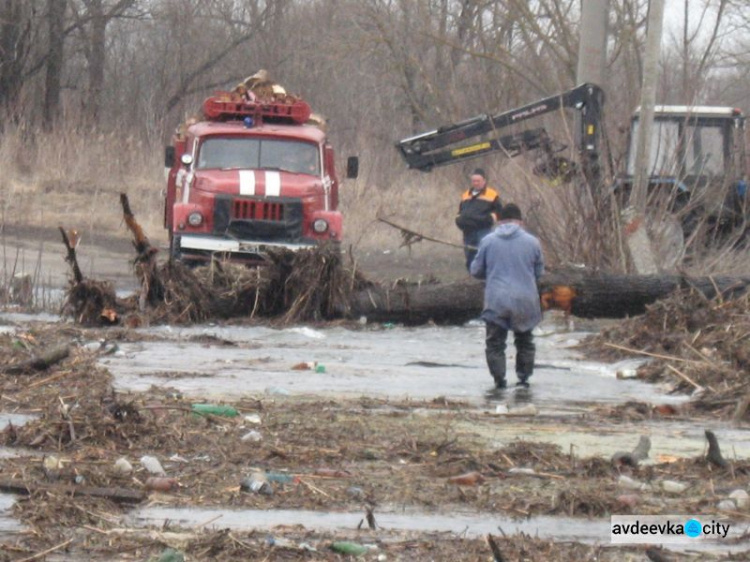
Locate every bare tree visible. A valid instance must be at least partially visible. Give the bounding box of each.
[70,0,139,124]
[43,0,66,127]
[0,0,36,119]
[661,0,730,104]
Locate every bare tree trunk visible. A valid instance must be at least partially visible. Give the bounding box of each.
[576,0,610,86]
[44,0,66,128]
[682,0,689,99]
[625,0,665,274]
[86,0,106,124]
[0,0,31,119]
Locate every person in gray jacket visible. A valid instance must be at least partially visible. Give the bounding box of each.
[470,203,544,389]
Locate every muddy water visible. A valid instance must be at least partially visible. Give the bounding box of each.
[0,494,23,535]
[100,320,750,461]
[465,417,750,461]
[129,505,610,540]
[126,505,746,553]
[103,321,674,407]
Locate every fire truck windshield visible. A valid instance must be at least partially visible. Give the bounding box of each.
[197,137,320,175]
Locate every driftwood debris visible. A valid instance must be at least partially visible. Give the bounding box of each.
[0,478,146,503]
[120,192,164,310]
[3,345,70,375]
[486,534,506,562]
[59,224,120,326]
[377,216,468,250]
[344,272,750,325]
[705,430,729,469]
[58,227,83,285]
[611,435,651,467]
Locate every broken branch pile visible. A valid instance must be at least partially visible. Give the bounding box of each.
[581,288,750,420]
[58,193,370,326]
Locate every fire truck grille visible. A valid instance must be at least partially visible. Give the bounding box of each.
[232,200,284,221]
[214,195,304,243]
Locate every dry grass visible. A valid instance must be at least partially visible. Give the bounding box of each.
[2,123,750,283]
[0,125,166,245]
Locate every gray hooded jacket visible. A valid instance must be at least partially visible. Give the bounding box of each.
[469,223,544,332]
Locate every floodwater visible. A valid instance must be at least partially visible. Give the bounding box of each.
[103,321,673,407]
[129,505,611,540]
[126,505,746,552]
[99,319,750,461]
[0,494,23,535]
[2,313,750,553]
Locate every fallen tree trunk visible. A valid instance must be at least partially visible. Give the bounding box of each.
[343,273,750,325]
[0,478,146,503]
[3,345,71,375]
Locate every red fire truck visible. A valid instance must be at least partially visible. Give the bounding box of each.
[164,90,358,263]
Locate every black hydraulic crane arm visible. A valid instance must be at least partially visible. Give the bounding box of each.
[396,83,605,173]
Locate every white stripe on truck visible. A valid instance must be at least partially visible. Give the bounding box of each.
[265,170,281,196]
[239,170,256,195]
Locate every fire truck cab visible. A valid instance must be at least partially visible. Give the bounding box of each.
[164,92,357,263]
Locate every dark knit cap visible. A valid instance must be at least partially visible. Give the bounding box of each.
[471,168,486,178]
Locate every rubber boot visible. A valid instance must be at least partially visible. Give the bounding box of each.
[514,330,535,386]
[486,323,509,388]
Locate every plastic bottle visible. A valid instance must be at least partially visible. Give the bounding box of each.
[155,548,185,562]
[113,457,133,475]
[265,386,291,396]
[191,403,239,417]
[330,542,368,556]
[346,486,365,499]
[140,455,167,476]
[240,472,273,495]
[266,472,297,484]
[266,536,294,548]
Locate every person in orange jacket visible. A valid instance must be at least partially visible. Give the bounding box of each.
[455,168,502,271]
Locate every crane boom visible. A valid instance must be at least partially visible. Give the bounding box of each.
[396,83,604,184]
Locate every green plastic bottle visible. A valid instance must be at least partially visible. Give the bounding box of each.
[190,403,239,417]
[266,472,298,484]
[330,541,368,556]
[154,548,185,562]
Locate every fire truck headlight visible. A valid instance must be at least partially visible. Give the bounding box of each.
[187,212,204,227]
[312,218,329,233]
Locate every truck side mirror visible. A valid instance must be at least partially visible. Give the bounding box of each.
[346,156,359,179]
[164,146,175,168]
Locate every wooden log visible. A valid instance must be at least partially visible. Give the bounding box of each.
[343,273,750,325]
[58,226,83,284]
[120,192,164,308]
[345,280,484,325]
[3,345,70,375]
[542,272,750,319]
[0,478,146,503]
[705,429,729,469]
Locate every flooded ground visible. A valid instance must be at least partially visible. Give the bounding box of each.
[2,311,749,560]
[101,320,750,462]
[103,322,670,406]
